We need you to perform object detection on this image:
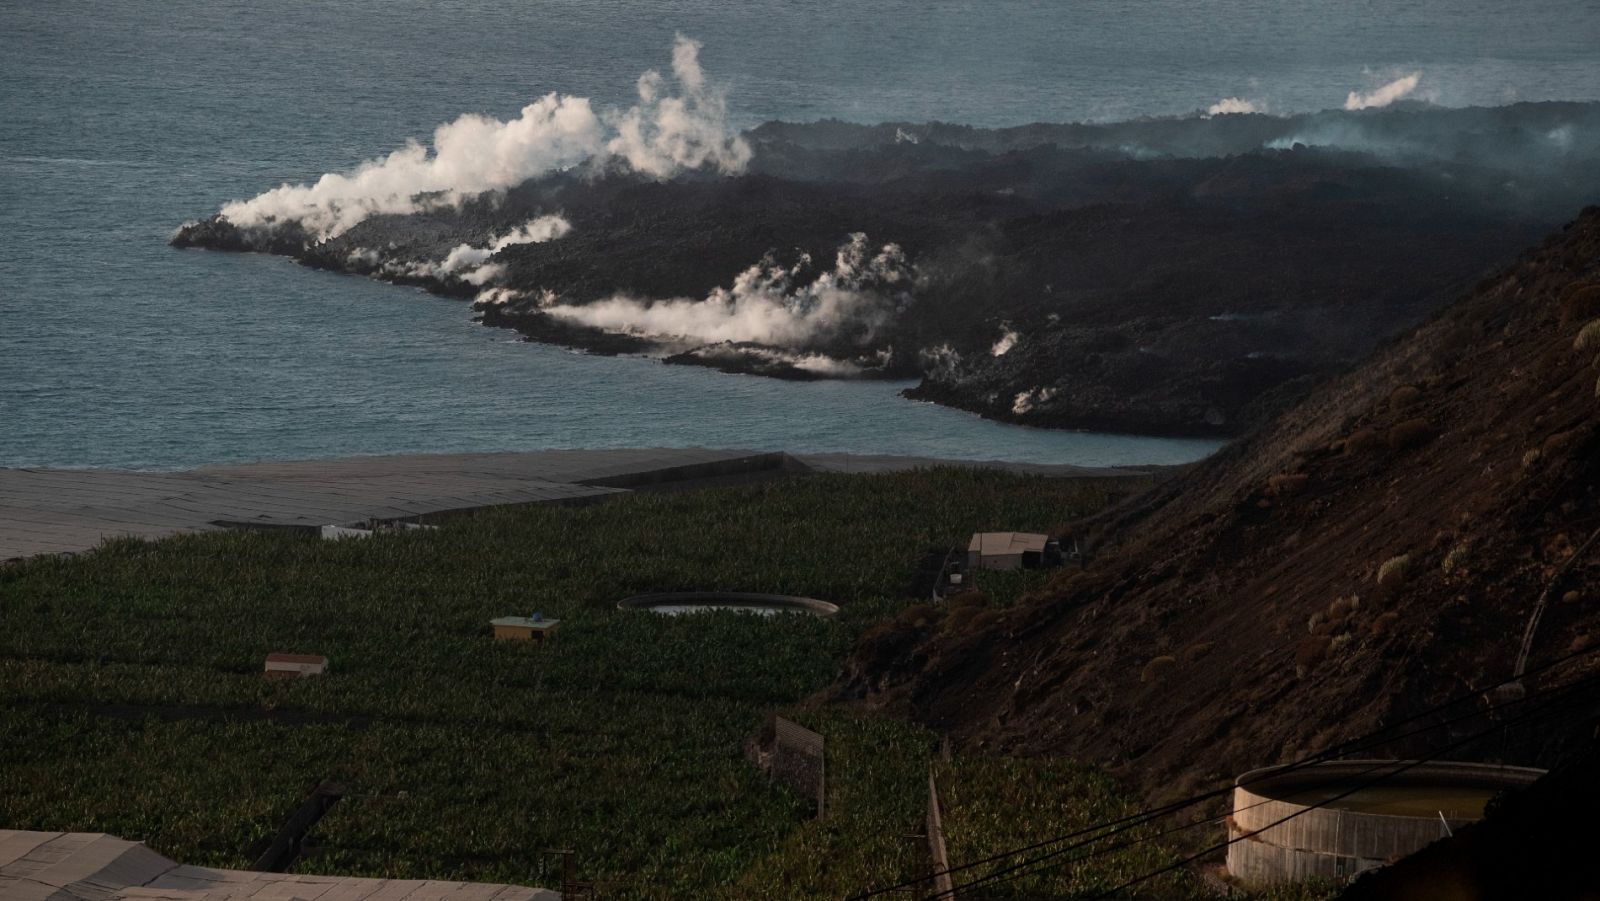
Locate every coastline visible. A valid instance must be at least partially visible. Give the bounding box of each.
[0,448,1157,564]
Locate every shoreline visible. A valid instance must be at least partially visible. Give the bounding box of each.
[0,448,1158,564]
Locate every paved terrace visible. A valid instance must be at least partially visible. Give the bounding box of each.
[0,829,558,900]
[0,449,1143,563]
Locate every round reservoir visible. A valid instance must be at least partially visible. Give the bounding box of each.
[1226,759,1544,887]
[617,592,839,618]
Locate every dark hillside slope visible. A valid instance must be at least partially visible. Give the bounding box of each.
[839,208,1600,797]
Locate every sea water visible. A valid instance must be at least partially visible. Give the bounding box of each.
[4,0,1596,469]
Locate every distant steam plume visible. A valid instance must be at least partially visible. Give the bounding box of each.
[438,215,572,276]
[991,324,1019,356]
[218,36,749,238]
[1206,97,1263,117]
[542,233,913,349]
[1344,72,1422,111]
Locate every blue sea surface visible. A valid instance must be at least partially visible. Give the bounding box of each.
[3,0,1597,469]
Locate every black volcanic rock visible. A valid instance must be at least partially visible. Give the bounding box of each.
[172,104,1600,436]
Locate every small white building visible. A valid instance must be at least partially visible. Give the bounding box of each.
[967,532,1050,571]
[264,652,329,679]
[320,524,373,540]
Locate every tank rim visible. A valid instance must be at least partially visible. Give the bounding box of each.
[1234,758,1547,799]
[616,591,840,617]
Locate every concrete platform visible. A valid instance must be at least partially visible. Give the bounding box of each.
[0,829,557,900]
[0,449,1144,563]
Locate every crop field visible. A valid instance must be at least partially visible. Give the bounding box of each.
[0,467,1255,897]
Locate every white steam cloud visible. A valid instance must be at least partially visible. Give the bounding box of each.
[919,344,963,382]
[1206,97,1262,117]
[991,324,1019,356]
[219,36,749,238]
[438,214,572,275]
[542,233,913,349]
[678,345,888,377]
[1011,386,1057,415]
[1344,72,1422,111]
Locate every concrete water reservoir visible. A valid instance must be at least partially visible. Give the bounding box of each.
[617,592,839,618]
[1226,759,1544,887]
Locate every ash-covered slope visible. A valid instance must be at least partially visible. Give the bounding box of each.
[838,209,1600,796]
[173,99,1600,435]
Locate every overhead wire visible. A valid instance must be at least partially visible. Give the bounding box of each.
[949,670,1600,900]
[848,640,1600,900]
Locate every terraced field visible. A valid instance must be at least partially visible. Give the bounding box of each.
[2,469,1146,897]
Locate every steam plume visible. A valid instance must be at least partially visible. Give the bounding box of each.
[991,324,1020,356]
[1344,72,1422,111]
[219,36,748,238]
[1206,97,1262,117]
[439,214,572,275]
[542,233,913,349]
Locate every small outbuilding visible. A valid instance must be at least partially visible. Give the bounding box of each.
[320,525,373,540]
[264,652,329,679]
[967,532,1051,571]
[492,615,560,641]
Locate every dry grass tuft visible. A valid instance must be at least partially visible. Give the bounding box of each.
[1268,473,1309,496]
[1575,319,1600,352]
[1327,595,1359,621]
[1294,636,1331,670]
[1560,283,1600,327]
[1140,655,1178,684]
[1344,428,1382,456]
[1389,385,1422,409]
[1377,553,1413,589]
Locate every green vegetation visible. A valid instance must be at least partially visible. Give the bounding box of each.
[2,469,1163,897]
[938,756,1200,898]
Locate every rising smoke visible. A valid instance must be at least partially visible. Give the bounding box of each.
[437,214,572,278]
[991,324,1020,356]
[219,36,749,238]
[1206,97,1263,117]
[1344,72,1423,110]
[541,233,914,351]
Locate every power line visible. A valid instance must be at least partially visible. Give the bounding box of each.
[927,672,1600,899]
[961,673,1600,901]
[849,640,1600,900]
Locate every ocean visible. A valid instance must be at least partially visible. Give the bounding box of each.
[3,0,1597,469]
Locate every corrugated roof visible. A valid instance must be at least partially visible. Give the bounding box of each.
[0,831,556,901]
[968,532,1049,556]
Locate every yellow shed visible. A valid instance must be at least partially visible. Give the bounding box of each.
[491,616,560,641]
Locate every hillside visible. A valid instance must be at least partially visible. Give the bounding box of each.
[839,207,1600,797]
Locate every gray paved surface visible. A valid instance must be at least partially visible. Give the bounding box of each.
[795,452,1147,477]
[1,449,1143,563]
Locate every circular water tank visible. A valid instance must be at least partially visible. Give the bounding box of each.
[616,591,839,618]
[1226,759,1544,887]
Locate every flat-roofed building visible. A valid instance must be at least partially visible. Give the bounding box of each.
[264,652,329,679]
[491,616,560,641]
[967,531,1050,571]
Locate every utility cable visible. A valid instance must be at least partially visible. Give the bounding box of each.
[849,640,1600,900]
[936,673,1600,899]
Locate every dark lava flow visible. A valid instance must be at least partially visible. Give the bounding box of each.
[174,102,1600,437]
